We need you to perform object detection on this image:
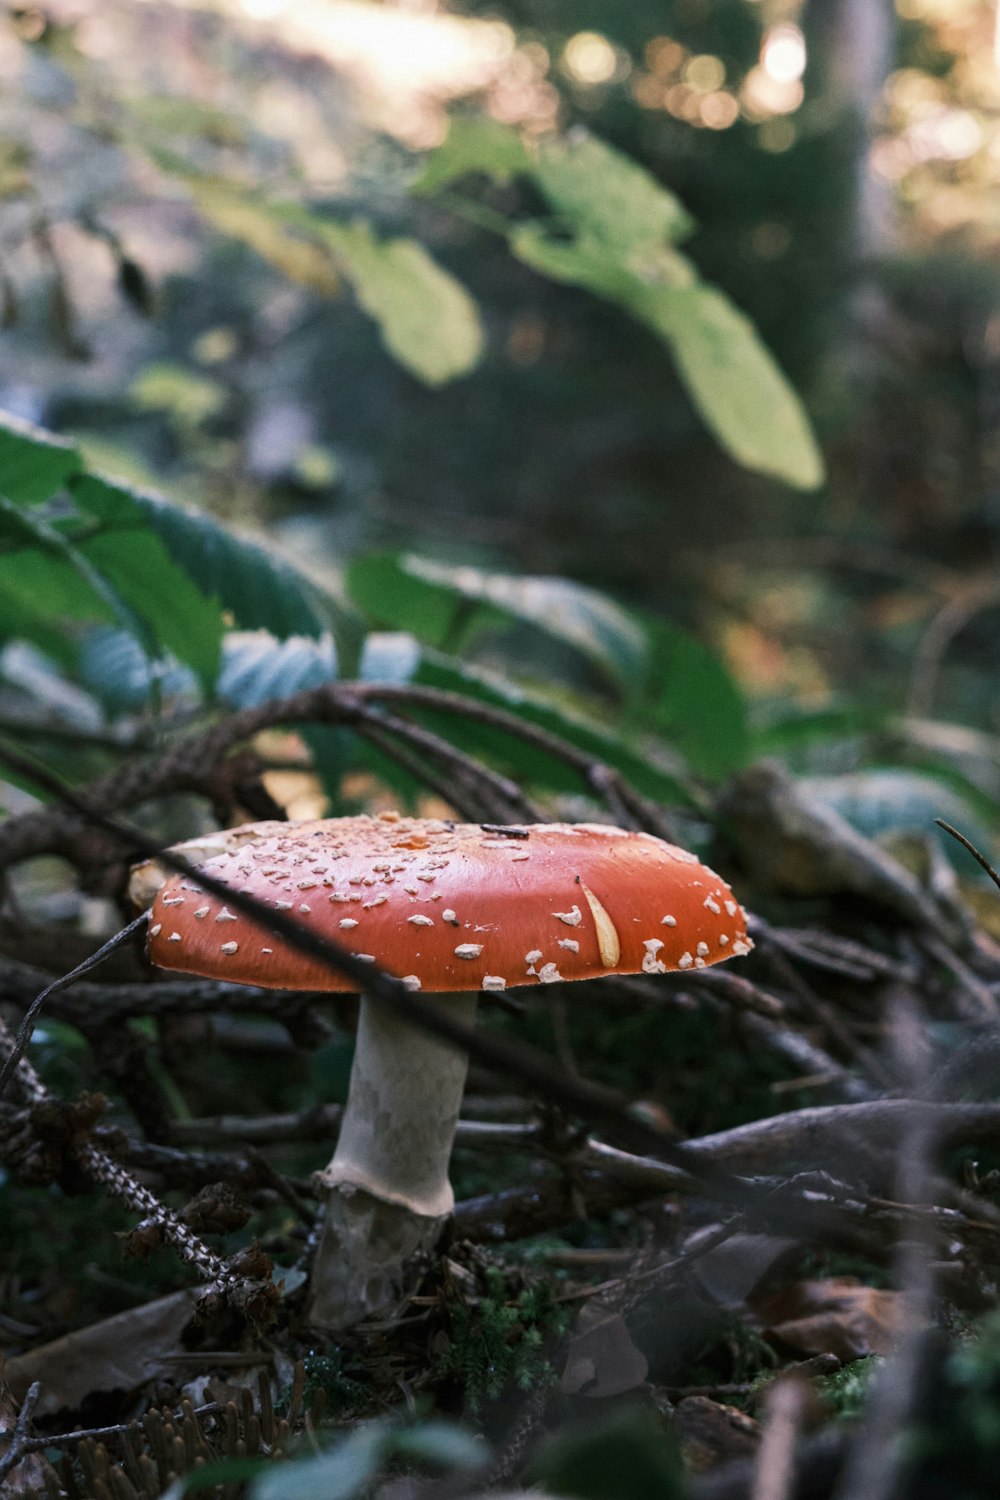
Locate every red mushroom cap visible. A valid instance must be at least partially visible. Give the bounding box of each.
[146,814,751,994]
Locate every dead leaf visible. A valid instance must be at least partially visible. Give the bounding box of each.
[560,1308,648,1399]
[753,1277,903,1361]
[5,1289,197,1416]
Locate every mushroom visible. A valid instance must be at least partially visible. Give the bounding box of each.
[143,813,752,1328]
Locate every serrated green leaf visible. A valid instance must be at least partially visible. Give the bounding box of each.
[70,473,340,645]
[534,130,695,253]
[0,409,82,503]
[639,282,824,491]
[348,552,647,694]
[78,627,196,712]
[414,116,531,193]
[320,220,483,386]
[71,490,224,690]
[0,494,144,645]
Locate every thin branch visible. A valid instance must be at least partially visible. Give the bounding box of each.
[0,1380,41,1484]
[0,913,146,1095]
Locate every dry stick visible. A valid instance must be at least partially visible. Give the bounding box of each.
[348,719,489,822]
[0,1380,41,1485]
[15,1404,225,1458]
[753,926,895,1092]
[0,914,146,1093]
[352,703,542,824]
[0,679,679,870]
[937,818,1000,891]
[921,931,998,1020]
[0,953,352,1026]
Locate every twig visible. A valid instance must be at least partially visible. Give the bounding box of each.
[15,1402,224,1456]
[937,818,1000,893]
[0,1380,40,1484]
[0,914,146,1096]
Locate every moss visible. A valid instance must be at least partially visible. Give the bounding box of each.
[817,1356,883,1421]
[436,1263,569,1414]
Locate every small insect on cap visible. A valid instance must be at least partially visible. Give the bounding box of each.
[146,814,752,994]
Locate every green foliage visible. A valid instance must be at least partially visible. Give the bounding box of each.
[816,1356,882,1422]
[318,218,484,387]
[532,1406,684,1500]
[0,412,355,695]
[348,551,648,692]
[437,1264,569,1413]
[297,1349,369,1416]
[532,130,696,253]
[347,551,748,783]
[150,101,821,479]
[150,158,482,386]
[0,412,750,801]
[419,119,824,490]
[413,115,532,192]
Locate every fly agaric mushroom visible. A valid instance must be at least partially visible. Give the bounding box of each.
[143,813,751,1328]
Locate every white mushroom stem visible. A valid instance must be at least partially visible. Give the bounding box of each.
[306,990,477,1330]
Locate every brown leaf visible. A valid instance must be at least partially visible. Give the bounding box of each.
[753,1277,903,1361]
[560,1309,648,1399]
[5,1290,198,1416]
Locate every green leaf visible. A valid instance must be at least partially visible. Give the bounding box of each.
[510,223,693,301]
[533,1407,685,1500]
[348,552,648,694]
[534,130,695,253]
[0,409,82,503]
[320,220,483,386]
[639,283,825,491]
[0,495,142,645]
[638,616,749,779]
[414,116,531,193]
[799,768,995,857]
[510,227,823,492]
[252,1427,385,1500]
[71,484,224,689]
[70,473,341,645]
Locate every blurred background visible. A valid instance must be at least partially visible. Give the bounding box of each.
[4,0,1000,798]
